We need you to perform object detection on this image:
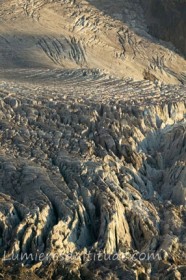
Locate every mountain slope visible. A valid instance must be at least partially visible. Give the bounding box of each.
[0,0,185,84]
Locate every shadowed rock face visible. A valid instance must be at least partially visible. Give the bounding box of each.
[0,1,186,280]
[141,0,186,57]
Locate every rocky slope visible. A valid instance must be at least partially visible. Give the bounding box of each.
[0,1,186,280]
[0,0,186,84]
